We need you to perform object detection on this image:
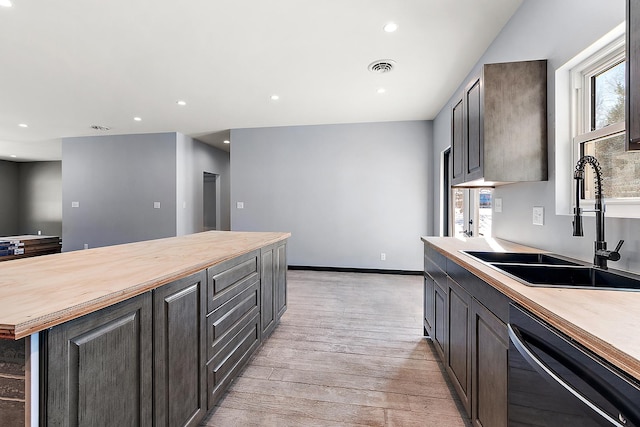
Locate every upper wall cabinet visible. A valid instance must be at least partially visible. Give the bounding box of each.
[451,60,548,187]
[627,0,640,150]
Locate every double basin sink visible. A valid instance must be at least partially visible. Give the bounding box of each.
[463,251,640,291]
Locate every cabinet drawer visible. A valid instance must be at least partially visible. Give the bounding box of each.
[206,313,260,408]
[207,279,259,359]
[207,250,259,313]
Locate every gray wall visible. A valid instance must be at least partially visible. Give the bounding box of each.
[231,121,432,271]
[62,133,177,251]
[431,0,640,272]
[176,133,230,235]
[17,161,62,237]
[0,160,19,235]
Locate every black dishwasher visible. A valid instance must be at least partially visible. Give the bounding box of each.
[508,304,640,426]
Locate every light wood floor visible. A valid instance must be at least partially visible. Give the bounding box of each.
[201,270,471,427]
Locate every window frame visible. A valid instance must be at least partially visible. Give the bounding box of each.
[555,23,640,219]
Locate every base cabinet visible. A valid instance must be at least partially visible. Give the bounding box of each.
[447,278,472,417]
[46,292,153,427]
[44,241,288,426]
[423,243,509,426]
[471,299,508,427]
[260,242,288,339]
[153,271,207,427]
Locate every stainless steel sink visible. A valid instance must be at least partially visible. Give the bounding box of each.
[463,251,581,266]
[463,250,640,291]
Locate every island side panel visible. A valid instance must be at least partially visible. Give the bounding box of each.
[0,337,27,425]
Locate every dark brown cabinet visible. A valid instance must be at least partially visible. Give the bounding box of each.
[446,278,472,417]
[471,299,508,427]
[45,241,288,426]
[153,271,207,427]
[451,60,548,186]
[627,0,640,150]
[206,250,261,408]
[46,292,153,427]
[260,242,288,339]
[423,243,509,425]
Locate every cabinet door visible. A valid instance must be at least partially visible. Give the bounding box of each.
[451,96,465,185]
[432,278,447,361]
[46,293,153,427]
[465,77,483,182]
[471,299,508,427]
[447,278,472,417]
[423,275,435,337]
[261,246,276,337]
[275,242,287,319]
[154,271,207,427]
[628,0,640,150]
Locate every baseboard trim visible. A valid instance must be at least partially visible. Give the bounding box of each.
[288,265,422,276]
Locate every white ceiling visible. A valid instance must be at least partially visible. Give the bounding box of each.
[0,0,522,161]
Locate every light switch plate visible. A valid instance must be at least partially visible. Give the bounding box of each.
[494,198,502,213]
[532,206,544,225]
[71,201,79,208]
[237,202,244,209]
[154,202,161,209]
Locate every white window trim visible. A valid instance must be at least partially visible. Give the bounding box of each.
[555,22,640,219]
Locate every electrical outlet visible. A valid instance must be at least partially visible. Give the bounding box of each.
[380,253,386,261]
[533,206,544,225]
[495,198,502,213]
[237,202,244,209]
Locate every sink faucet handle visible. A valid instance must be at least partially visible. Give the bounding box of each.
[607,240,624,262]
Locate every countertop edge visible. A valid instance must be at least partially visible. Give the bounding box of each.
[2,231,290,340]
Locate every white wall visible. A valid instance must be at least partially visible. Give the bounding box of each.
[176,133,231,235]
[432,0,640,272]
[231,121,432,271]
[0,160,19,235]
[18,161,62,237]
[62,133,177,251]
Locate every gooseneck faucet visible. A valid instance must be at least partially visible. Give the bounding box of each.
[572,155,624,269]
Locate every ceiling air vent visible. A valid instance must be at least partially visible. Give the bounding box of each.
[368,59,396,74]
[90,125,111,131]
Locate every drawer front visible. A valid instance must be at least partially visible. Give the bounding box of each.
[207,251,259,314]
[207,279,259,360]
[425,244,447,284]
[206,313,260,409]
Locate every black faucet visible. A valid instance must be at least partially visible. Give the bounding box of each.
[572,155,624,269]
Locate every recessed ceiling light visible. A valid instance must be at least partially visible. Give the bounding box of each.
[270,95,280,101]
[18,123,28,128]
[223,140,230,144]
[134,117,142,121]
[176,100,187,106]
[0,0,13,8]
[377,88,386,94]
[383,22,398,33]
[9,154,17,158]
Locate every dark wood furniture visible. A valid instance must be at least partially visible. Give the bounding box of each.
[41,235,287,427]
[424,243,509,426]
[451,60,548,187]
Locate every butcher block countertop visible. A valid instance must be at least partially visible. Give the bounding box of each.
[422,236,640,382]
[0,231,290,340]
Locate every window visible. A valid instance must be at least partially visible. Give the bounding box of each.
[572,38,640,201]
[556,23,640,218]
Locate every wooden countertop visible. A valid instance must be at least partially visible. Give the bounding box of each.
[422,236,640,382]
[0,231,290,340]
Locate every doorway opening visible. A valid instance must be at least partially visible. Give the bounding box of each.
[203,172,220,231]
[452,187,493,237]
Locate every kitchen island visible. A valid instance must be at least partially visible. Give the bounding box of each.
[0,230,289,426]
[422,236,640,426]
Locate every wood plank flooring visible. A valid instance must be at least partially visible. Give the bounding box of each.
[201,270,471,427]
